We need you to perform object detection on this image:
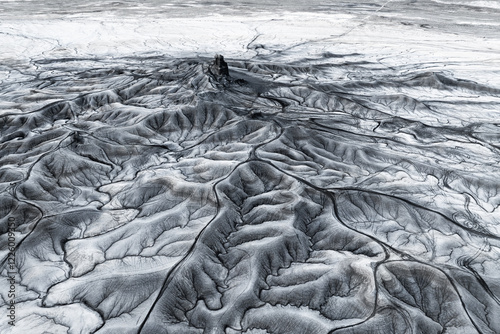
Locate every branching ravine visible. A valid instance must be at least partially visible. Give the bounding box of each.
[253,131,495,333]
[2,51,500,334]
[137,158,250,332]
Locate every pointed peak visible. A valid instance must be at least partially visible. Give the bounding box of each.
[211,54,229,77]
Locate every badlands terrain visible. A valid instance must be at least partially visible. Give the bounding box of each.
[1,1,500,333]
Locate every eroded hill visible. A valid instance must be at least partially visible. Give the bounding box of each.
[1,55,500,333]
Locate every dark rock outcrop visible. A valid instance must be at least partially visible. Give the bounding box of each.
[210,54,229,77]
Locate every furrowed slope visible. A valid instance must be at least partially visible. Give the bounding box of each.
[0,55,499,333]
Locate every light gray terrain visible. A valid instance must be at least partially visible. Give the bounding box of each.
[1,1,500,333]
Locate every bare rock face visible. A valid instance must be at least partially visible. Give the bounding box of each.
[210,54,230,77]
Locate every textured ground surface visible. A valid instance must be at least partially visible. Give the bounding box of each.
[1,1,500,333]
